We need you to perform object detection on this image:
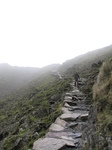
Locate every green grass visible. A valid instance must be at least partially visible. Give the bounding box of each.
[92,58,112,148]
[0,72,71,150]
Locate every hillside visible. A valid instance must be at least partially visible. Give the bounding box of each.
[0,63,60,99]
[59,44,112,77]
[0,45,112,150]
[92,58,112,149]
[0,71,71,150]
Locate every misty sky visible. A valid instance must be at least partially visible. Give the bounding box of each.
[0,0,112,68]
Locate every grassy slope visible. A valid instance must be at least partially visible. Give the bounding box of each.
[93,58,112,149]
[0,64,60,100]
[0,71,71,150]
[59,44,112,77]
[0,45,112,150]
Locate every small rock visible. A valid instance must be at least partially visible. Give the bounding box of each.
[34,132,39,138]
[19,128,23,132]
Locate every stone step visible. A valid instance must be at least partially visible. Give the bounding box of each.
[46,131,82,139]
[33,137,77,150]
[64,96,72,100]
[64,101,77,106]
[60,113,81,121]
[64,102,72,108]
[64,99,75,104]
[65,93,73,97]
[61,107,72,114]
[80,113,89,121]
[68,106,87,111]
[49,123,65,132]
[46,131,77,138]
[55,117,67,127]
[33,81,90,150]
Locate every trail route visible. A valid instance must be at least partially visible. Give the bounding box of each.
[33,81,90,150]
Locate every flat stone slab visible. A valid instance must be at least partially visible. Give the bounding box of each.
[80,113,88,121]
[60,113,81,121]
[46,131,82,140]
[64,103,71,108]
[33,137,76,150]
[68,106,81,111]
[65,93,72,96]
[49,123,65,132]
[64,101,77,106]
[61,107,72,114]
[66,102,77,106]
[73,132,82,138]
[64,99,73,103]
[64,96,72,100]
[46,131,78,138]
[67,122,78,128]
[55,117,67,127]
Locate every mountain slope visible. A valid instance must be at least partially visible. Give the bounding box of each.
[59,44,112,76]
[0,63,60,99]
[0,44,112,149]
[0,71,71,150]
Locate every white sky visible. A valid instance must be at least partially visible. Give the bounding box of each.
[0,0,112,68]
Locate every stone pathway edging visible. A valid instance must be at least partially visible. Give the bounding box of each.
[33,81,90,150]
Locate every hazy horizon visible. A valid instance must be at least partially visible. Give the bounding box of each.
[0,44,111,68]
[0,0,112,67]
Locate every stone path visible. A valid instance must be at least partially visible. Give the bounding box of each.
[33,81,90,150]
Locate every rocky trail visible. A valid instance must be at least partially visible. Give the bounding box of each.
[33,80,90,150]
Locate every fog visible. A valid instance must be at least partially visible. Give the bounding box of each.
[0,0,112,67]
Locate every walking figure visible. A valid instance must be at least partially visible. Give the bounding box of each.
[74,73,80,87]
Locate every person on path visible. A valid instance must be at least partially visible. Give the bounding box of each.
[74,73,80,87]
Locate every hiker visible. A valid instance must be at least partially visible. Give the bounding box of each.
[74,73,80,87]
